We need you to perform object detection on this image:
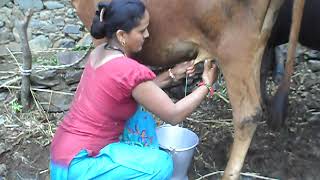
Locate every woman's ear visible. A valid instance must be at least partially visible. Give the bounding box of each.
[116,30,127,45]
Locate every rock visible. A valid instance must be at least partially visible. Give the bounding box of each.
[304,49,320,60]
[33,69,58,79]
[30,70,61,87]
[31,78,61,87]
[64,70,83,85]
[0,42,21,56]
[0,143,7,155]
[39,10,52,20]
[0,164,7,177]
[63,24,81,34]
[40,23,59,33]
[16,0,44,11]
[68,83,78,91]
[308,60,320,72]
[0,27,14,44]
[0,7,12,28]
[0,21,5,28]
[29,19,47,29]
[44,1,64,10]
[68,33,82,41]
[0,92,8,101]
[12,27,32,42]
[56,51,85,65]
[308,114,320,125]
[66,8,76,18]
[304,77,320,90]
[29,35,52,50]
[51,81,68,91]
[305,94,320,110]
[0,0,10,8]
[5,1,14,8]
[77,33,92,47]
[53,38,75,48]
[52,17,65,27]
[0,115,5,125]
[37,92,73,112]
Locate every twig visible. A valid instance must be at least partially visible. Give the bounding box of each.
[2,85,74,96]
[196,171,280,180]
[0,76,22,88]
[0,74,17,80]
[47,91,53,112]
[6,47,22,69]
[39,169,49,174]
[195,171,223,180]
[0,71,18,74]
[186,117,233,125]
[30,89,53,138]
[215,92,229,104]
[1,47,82,56]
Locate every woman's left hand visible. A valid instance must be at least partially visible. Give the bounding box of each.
[171,60,195,81]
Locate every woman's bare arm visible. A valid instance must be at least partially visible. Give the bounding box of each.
[132,80,209,125]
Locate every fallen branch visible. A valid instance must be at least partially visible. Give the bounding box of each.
[0,77,22,88]
[2,85,74,96]
[30,89,53,138]
[214,92,229,104]
[186,117,233,124]
[196,171,280,180]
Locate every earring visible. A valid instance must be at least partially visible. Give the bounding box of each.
[121,41,126,46]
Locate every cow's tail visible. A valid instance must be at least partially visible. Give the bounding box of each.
[267,0,305,129]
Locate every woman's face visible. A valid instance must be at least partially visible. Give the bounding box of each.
[124,10,150,54]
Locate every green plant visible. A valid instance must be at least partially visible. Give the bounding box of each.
[33,56,59,66]
[72,45,92,51]
[212,74,229,103]
[10,99,23,113]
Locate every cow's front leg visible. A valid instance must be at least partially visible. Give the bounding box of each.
[218,57,262,180]
[222,118,258,180]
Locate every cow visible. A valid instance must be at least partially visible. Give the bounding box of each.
[70,0,304,179]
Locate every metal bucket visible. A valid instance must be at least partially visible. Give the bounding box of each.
[156,125,199,180]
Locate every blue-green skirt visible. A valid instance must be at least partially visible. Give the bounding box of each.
[50,106,173,180]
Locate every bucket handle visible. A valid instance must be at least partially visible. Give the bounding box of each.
[160,146,177,155]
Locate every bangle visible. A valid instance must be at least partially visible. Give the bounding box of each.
[168,68,177,81]
[197,81,214,97]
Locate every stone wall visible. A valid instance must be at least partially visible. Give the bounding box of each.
[0,0,91,56]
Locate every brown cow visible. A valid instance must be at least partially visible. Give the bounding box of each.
[70,0,304,179]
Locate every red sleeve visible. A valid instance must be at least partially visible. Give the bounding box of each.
[109,58,156,98]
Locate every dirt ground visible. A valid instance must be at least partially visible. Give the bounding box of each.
[0,57,319,180]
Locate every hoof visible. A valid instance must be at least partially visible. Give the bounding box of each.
[267,91,288,130]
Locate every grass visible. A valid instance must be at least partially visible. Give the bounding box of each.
[10,98,23,113]
[32,55,59,66]
[72,45,92,52]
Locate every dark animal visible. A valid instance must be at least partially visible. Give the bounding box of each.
[262,0,320,129]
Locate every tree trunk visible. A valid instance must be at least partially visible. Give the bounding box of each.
[15,10,33,112]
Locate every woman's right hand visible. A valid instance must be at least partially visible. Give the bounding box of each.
[201,60,218,86]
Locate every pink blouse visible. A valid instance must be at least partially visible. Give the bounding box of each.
[50,56,156,166]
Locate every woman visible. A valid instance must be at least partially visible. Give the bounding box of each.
[50,0,217,179]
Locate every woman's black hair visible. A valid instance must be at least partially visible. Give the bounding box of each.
[90,0,146,39]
